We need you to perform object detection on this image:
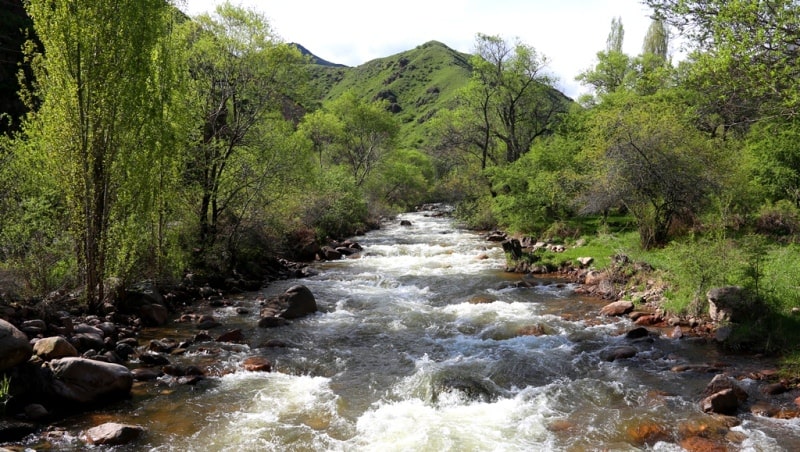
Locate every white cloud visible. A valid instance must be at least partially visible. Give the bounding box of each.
[180,0,656,98]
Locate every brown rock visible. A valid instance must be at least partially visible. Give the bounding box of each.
[33,336,78,360]
[680,436,727,452]
[762,382,789,395]
[626,420,669,446]
[634,315,658,326]
[0,319,33,371]
[517,324,546,336]
[584,270,605,285]
[242,356,271,372]
[600,300,634,316]
[216,329,245,344]
[85,422,145,446]
[701,389,741,415]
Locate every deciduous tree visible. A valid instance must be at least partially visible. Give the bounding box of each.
[22,0,176,309]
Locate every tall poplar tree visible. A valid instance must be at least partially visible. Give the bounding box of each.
[23,0,174,309]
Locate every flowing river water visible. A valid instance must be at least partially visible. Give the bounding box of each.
[40,208,800,450]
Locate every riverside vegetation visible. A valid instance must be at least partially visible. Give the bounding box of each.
[1,0,800,431]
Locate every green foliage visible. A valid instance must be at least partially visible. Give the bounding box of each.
[582,92,724,249]
[369,148,435,209]
[637,236,744,315]
[183,1,310,263]
[0,374,10,414]
[303,166,369,241]
[744,118,800,207]
[325,91,400,187]
[23,0,177,308]
[487,133,585,234]
[309,41,473,149]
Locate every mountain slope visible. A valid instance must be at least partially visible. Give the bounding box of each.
[307,40,474,148]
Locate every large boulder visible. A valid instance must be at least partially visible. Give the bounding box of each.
[707,286,747,323]
[0,319,32,372]
[33,336,78,361]
[260,285,318,321]
[44,357,133,405]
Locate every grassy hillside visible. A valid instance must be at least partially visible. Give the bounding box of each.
[307,40,474,148]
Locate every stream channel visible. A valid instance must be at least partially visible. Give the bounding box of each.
[39,207,800,450]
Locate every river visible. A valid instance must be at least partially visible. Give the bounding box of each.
[39,207,800,450]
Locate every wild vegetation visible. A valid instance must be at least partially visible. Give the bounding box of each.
[1,0,799,370]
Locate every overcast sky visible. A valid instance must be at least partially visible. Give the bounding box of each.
[178,0,658,98]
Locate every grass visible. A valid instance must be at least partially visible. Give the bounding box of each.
[0,374,10,414]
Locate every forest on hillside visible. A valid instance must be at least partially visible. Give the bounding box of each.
[1,1,799,362]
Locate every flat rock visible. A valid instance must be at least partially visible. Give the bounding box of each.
[600,300,634,316]
[85,422,145,446]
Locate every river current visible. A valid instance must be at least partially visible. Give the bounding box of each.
[44,208,800,450]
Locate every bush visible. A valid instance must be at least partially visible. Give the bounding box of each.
[303,167,369,241]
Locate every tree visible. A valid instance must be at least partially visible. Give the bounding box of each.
[577,17,632,97]
[607,16,625,53]
[471,34,567,163]
[642,17,669,59]
[645,0,800,124]
[22,0,176,309]
[183,2,309,251]
[582,92,723,248]
[325,91,399,187]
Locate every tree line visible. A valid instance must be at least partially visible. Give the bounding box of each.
[1,0,799,332]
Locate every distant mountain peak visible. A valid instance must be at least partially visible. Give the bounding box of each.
[290,43,348,68]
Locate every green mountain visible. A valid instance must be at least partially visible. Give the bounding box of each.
[306,40,474,148]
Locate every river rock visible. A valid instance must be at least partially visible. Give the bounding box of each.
[584,270,605,285]
[701,388,741,414]
[0,319,33,371]
[600,346,637,362]
[763,382,789,395]
[84,422,145,446]
[23,403,49,421]
[242,356,272,372]
[260,285,318,321]
[320,246,342,260]
[33,336,78,360]
[216,329,245,344]
[70,332,105,353]
[625,327,650,339]
[600,300,634,316]
[45,357,133,405]
[707,286,747,323]
[131,367,162,381]
[138,303,169,327]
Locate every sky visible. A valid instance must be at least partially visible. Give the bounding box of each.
[178,0,658,98]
